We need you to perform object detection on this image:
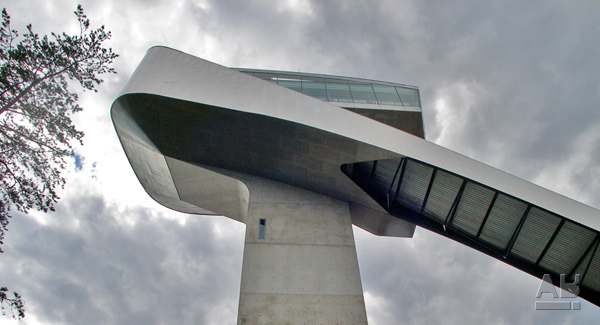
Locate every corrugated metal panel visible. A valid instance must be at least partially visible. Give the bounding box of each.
[570,239,597,283]
[372,158,401,193]
[479,193,528,250]
[423,170,463,223]
[583,245,600,291]
[539,221,597,274]
[341,156,600,306]
[451,182,495,237]
[510,207,562,263]
[397,160,433,211]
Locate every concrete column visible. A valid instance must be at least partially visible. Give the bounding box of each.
[237,176,368,324]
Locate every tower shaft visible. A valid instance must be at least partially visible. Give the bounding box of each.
[237,175,368,324]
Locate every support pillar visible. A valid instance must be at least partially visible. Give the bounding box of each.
[237,176,368,324]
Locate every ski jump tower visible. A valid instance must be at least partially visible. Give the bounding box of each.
[112,46,600,324]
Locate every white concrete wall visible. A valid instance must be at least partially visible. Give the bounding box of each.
[237,174,367,324]
[114,46,600,231]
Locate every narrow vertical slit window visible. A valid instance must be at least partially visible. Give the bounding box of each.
[258,218,266,239]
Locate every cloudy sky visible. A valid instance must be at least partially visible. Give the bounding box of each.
[2,0,600,324]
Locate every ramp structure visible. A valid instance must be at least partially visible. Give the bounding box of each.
[112,46,600,323]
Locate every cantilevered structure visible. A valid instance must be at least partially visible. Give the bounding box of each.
[112,46,600,324]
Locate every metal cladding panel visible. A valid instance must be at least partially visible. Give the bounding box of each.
[397,159,433,211]
[479,193,528,250]
[510,207,562,263]
[583,245,600,291]
[342,157,600,306]
[451,182,495,236]
[422,170,463,223]
[539,221,596,274]
[372,158,402,193]
[570,241,597,283]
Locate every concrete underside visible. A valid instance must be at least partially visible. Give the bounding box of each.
[237,174,367,324]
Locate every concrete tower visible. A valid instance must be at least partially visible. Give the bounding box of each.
[112,46,600,323]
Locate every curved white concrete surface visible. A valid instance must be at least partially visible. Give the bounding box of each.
[111,47,600,313]
[113,46,600,232]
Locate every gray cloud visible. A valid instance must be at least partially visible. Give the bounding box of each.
[1,194,243,324]
[1,0,599,324]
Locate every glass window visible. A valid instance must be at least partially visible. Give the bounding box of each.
[258,219,266,239]
[301,76,327,101]
[373,85,402,106]
[276,74,302,93]
[349,82,378,104]
[325,79,352,103]
[253,72,278,84]
[396,87,420,107]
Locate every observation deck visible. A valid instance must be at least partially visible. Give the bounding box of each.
[112,47,600,322]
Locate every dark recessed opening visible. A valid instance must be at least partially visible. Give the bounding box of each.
[258,218,266,239]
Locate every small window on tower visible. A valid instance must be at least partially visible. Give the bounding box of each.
[258,219,266,239]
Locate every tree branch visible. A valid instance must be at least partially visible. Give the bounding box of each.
[0,125,65,154]
[0,78,40,115]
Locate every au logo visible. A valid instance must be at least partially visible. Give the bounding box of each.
[535,274,581,310]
